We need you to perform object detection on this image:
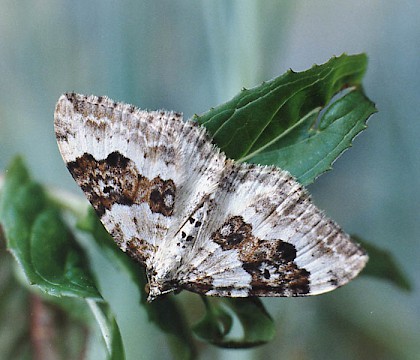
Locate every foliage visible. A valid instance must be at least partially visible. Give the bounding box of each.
[195,54,374,185]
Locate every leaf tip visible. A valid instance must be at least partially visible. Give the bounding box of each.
[353,235,412,292]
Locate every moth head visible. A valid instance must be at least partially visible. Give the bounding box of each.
[145,266,180,302]
[146,279,179,302]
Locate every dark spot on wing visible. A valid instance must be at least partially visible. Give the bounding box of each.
[67,152,138,217]
[275,242,297,262]
[211,215,310,296]
[67,151,175,217]
[211,216,252,250]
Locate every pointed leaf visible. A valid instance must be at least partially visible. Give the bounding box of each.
[354,236,411,291]
[250,90,376,185]
[195,54,376,184]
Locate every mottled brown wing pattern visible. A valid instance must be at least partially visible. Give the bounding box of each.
[54,93,225,266]
[175,162,367,298]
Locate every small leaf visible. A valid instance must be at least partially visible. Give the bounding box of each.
[195,54,376,184]
[354,236,411,291]
[192,297,233,342]
[193,297,275,348]
[0,156,100,299]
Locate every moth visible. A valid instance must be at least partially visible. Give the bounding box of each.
[54,93,368,302]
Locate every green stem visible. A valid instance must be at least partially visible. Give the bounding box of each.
[86,299,113,355]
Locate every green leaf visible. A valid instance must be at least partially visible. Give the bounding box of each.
[78,209,197,360]
[0,234,31,360]
[195,54,376,185]
[248,91,376,185]
[109,315,125,360]
[354,236,411,291]
[86,300,125,360]
[147,296,196,359]
[193,297,233,342]
[0,156,100,299]
[193,297,275,348]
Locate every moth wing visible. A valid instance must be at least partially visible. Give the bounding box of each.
[54,93,225,263]
[181,162,368,297]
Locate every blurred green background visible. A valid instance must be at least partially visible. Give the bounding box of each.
[1,1,419,359]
